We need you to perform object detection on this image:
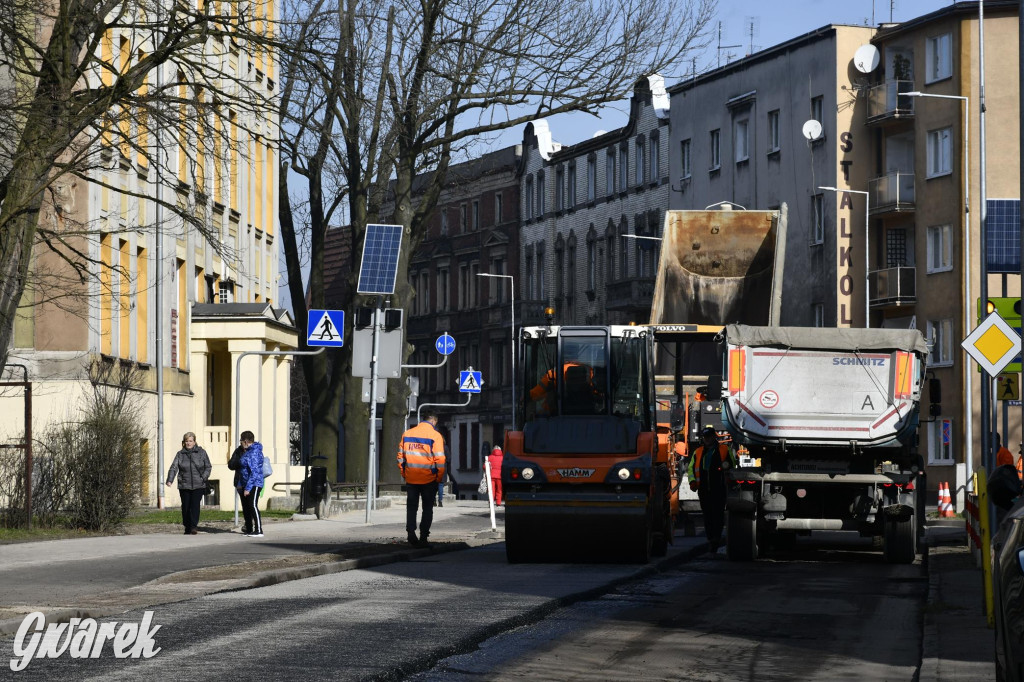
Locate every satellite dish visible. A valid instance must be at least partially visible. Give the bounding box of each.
[853,44,880,74]
[802,119,823,141]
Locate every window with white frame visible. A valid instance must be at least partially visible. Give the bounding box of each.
[767,110,780,152]
[734,118,749,162]
[927,224,953,273]
[649,132,659,182]
[635,137,645,185]
[586,156,596,201]
[524,176,534,220]
[927,318,953,366]
[926,33,952,83]
[927,418,954,464]
[680,139,691,178]
[537,170,545,217]
[606,149,615,196]
[811,194,824,245]
[618,144,628,192]
[927,127,952,177]
[709,129,720,170]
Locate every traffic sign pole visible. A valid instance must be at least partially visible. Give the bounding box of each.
[366,306,382,523]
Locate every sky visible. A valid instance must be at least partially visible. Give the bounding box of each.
[489,0,954,150]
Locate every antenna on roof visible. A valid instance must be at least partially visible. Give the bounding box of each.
[744,16,760,55]
[717,21,742,68]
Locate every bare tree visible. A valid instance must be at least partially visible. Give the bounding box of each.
[278,0,715,482]
[0,0,280,371]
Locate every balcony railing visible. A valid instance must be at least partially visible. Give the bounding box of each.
[606,276,656,312]
[867,80,915,122]
[869,266,916,307]
[869,172,915,214]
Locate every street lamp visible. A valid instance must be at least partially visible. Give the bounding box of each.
[904,90,973,481]
[819,186,870,328]
[476,272,516,430]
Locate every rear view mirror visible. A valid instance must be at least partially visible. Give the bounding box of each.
[704,375,722,401]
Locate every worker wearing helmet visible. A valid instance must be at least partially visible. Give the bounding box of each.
[687,426,738,553]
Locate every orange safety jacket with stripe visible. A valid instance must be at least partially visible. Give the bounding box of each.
[686,442,738,487]
[397,421,446,485]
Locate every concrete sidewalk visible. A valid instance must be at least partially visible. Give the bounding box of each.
[0,501,998,681]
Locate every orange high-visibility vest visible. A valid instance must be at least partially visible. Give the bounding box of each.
[397,421,446,485]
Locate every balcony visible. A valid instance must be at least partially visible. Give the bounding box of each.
[869,172,915,215]
[867,81,915,124]
[606,276,656,313]
[869,266,916,307]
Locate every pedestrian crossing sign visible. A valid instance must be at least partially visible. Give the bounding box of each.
[307,309,345,347]
[459,370,483,393]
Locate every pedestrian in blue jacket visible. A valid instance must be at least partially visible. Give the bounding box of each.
[239,430,265,537]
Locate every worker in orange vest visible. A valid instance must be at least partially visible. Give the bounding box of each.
[529,362,599,415]
[687,425,738,553]
[397,410,446,547]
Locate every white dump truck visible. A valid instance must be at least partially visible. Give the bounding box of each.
[720,323,930,563]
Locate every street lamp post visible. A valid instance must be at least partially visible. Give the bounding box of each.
[477,273,516,430]
[904,91,973,482]
[819,186,870,328]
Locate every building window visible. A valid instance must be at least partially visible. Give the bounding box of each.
[586,227,597,290]
[927,127,952,177]
[709,129,720,170]
[555,240,564,298]
[218,281,233,303]
[567,163,576,207]
[635,137,645,185]
[767,110,780,152]
[536,170,545,217]
[458,263,470,309]
[927,419,954,464]
[460,203,467,232]
[606,226,615,282]
[926,33,952,83]
[418,272,430,314]
[927,224,953,273]
[606,149,616,196]
[495,193,503,224]
[680,139,691,178]
[811,194,824,245]
[536,242,545,300]
[734,118,749,162]
[436,266,449,311]
[927,318,953,366]
[471,200,479,231]
[567,237,576,297]
[586,155,596,201]
[525,250,534,300]
[555,166,564,211]
[440,210,448,236]
[524,176,534,220]
[811,95,824,125]
[812,302,824,327]
[618,144,628,191]
[620,218,630,278]
[649,132,659,182]
[489,257,506,303]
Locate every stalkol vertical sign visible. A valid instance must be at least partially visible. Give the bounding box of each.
[836,191,855,327]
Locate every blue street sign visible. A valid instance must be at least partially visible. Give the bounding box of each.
[459,370,483,394]
[307,309,345,347]
[436,333,456,356]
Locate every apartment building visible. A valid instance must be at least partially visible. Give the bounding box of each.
[404,146,522,489]
[1,3,297,509]
[867,1,1020,486]
[667,24,875,328]
[518,75,672,327]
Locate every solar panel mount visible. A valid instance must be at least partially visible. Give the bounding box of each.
[356,223,404,295]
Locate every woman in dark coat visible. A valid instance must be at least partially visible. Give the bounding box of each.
[165,432,212,535]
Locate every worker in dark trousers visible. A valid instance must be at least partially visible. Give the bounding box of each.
[397,411,446,547]
[687,426,738,553]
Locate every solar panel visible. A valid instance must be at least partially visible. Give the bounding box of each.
[987,199,1020,273]
[356,223,404,295]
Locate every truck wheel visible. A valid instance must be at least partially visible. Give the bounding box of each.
[883,515,916,564]
[727,512,758,561]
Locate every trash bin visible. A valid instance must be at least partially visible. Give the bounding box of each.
[310,466,328,499]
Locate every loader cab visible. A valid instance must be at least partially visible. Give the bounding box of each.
[517,326,656,454]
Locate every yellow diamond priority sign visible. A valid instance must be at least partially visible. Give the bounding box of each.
[962,311,1022,377]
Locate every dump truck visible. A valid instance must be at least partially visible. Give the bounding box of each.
[501,207,785,562]
[719,323,929,563]
[649,207,787,535]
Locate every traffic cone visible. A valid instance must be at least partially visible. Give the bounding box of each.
[942,482,955,518]
[936,482,945,516]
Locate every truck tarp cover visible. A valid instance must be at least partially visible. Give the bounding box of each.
[725,324,929,356]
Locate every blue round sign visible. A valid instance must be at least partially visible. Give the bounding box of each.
[435,333,456,356]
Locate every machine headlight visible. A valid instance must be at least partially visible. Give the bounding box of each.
[522,467,535,480]
[617,467,630,480]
